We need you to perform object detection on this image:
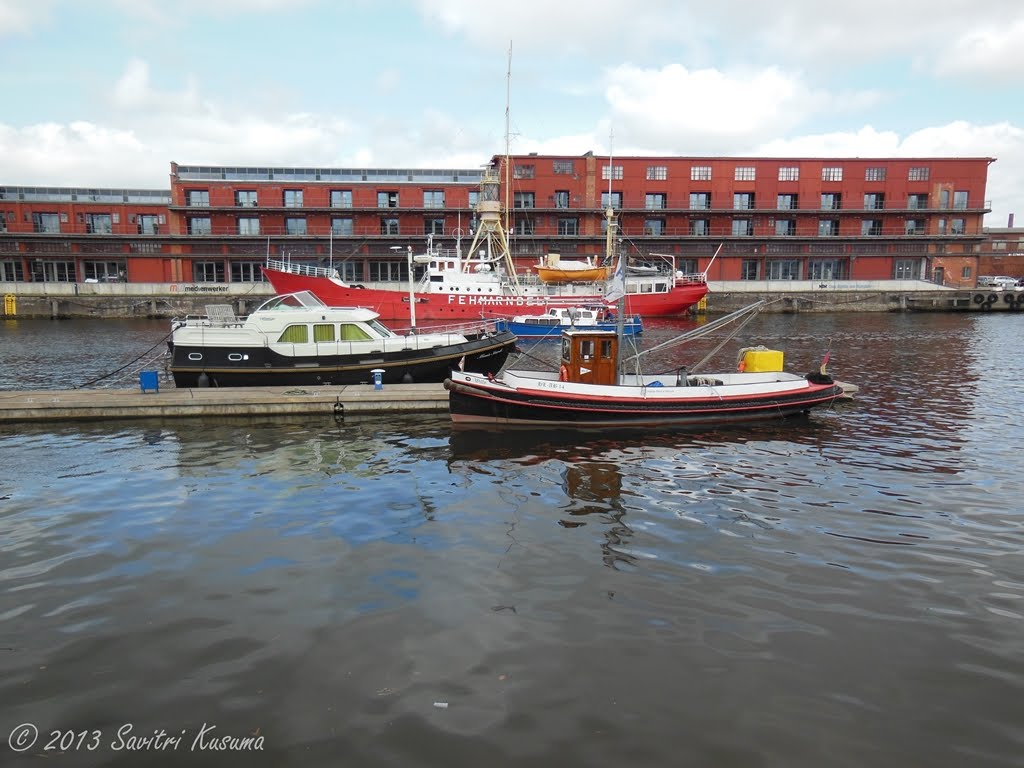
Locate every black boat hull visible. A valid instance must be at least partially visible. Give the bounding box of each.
[170,331,516,388]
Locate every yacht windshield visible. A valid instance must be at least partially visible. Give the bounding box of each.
[366,318,396,337]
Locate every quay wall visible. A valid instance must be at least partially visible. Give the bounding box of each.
[2,281,1022,318]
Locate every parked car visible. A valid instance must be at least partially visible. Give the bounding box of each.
[977,275,1019,290]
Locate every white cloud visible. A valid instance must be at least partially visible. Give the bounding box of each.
[0,0,54,36]
[934,18,1024,81]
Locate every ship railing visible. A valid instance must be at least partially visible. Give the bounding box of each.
[387,317,505,339]
[265,258,337,279]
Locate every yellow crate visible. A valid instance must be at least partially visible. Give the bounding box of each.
[741,348,784,373]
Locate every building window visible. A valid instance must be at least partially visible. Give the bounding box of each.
[740,259,759,280]
[0,260,25,281]
[377,191,399,208]
[689,192,711,210]
[865,167,887,181]
[645,193,667,209]
[775,219,796,236]
[235,190,258,207]
[937,218,947,234]
[691,165,712,181]
[283,189,304,207]
[861,219,883,236]
[908,193,929,210]
[734,166,755,181]
[951,218,966,235]
[513,164,535,179]
[647,166,668,181]
[30,260,76,282]
[193,261,225,282]
[230,262,266,282]
[732,218,752,236]
[238,217,260,235]
[864,193,885,210]
[953,191,969,210]
[423,190,445,209]
[558,217,578,235]
[678,258,698,274]
[905,219,925,235]
[138,215,160,235]
[185,190,209,207]
[778,166,799,181]
[369,261,407,282]
[644,218,665,236]
[689,218,709,236]
[285,217,307,235]
[468,191,479,208]
[554,190,570,208]
[331,217,353,236]
[513,192,535,209]
[338,261,362,282]
[602,165,624,180]
[734,193,755,210]
[767,260,801,280]
[188,217,212,235]
[600,192,622,210]
[514,218,535,235]
[894,258,922,279]
[330,190,353,208]
[424,217,445,235]
[908,166,930,181]
[82,260,125,281]
[380,217,399,235]
[33,212,61,233]
[809,259,843,280]
[821,193,842,210]
[822,167,843,182]
[819,219,839,236]
[961,266,972,279]
[553,160,574,175]
[85,213,113,234]
[777,194,798,210]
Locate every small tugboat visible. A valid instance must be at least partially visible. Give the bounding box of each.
[168,291,517,388]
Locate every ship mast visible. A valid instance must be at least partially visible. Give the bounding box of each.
[463,44,520,291]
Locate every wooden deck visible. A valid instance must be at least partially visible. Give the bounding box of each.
[0,383,448,423]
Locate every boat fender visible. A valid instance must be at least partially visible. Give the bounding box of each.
[737,360,746,372]
[559,365,570,382]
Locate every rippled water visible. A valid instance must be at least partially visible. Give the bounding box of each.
[1,313,1022,767]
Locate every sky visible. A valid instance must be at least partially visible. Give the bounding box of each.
[1,0,1022,227]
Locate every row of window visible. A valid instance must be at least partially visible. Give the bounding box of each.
[587,165,930,183]
[525,190,971,211]
[180,186,971,212]
[185,213,970,238]
[186,189,460,209]
[4,211,166,234]
[1,257,938,284]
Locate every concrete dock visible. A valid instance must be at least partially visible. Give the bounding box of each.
[0,383,448,423]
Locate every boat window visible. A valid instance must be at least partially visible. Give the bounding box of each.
[188,353,202,361]
[581,340,594,359]
[228,353,243,361]
[340,323,373,341]
[278,325,309,343]
[365,319,395,338]
[314,324,335,343]
[601,340,613,358]
[561,337,571,361]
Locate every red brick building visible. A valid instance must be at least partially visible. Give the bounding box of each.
[0,154,994,287]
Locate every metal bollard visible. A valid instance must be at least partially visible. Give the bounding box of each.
[371,368,385,390]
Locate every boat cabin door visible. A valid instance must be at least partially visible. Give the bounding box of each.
[560,330,617,385]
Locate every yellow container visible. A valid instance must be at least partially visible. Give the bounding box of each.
[742,348,784,373]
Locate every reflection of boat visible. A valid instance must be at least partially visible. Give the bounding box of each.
[495,306,643,339]
[534,254,610,283]
[445,202,847,429]
[168,291,517,388]
[263,166,708,321]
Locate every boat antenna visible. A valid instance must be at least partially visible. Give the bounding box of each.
[504,42,512,245]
